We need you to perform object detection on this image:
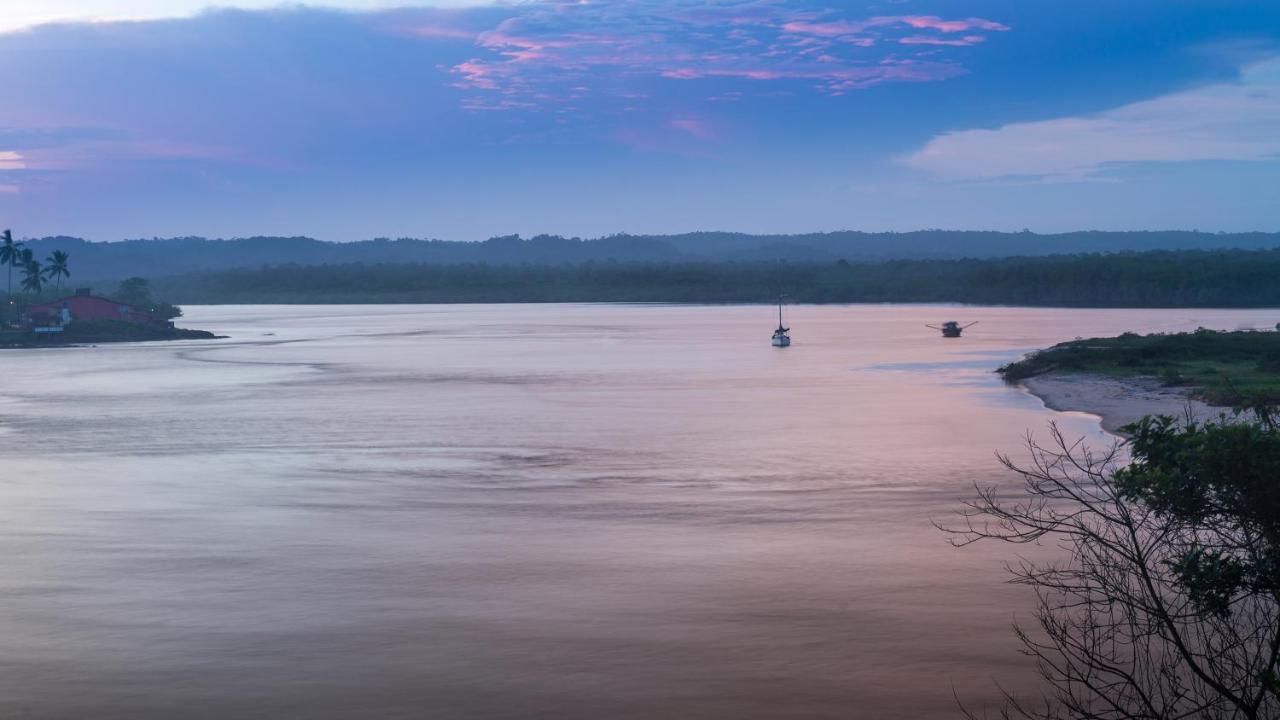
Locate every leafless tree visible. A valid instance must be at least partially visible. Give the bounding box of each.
[945,423,1280,719]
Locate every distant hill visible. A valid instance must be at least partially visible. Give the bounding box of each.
[17,230,1280,282]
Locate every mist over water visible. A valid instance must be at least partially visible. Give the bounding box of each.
[0,304,1274,720]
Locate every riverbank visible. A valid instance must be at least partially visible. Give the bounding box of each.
[0,323,221,348]
[1000,329,1280,406]
[1019,373,1224,434]
[999,328,1280,433]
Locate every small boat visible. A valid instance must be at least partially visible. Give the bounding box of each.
[772,294,791,347]
[927,320,977,338]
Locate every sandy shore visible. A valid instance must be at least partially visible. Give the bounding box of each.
[1020,373,1227,435]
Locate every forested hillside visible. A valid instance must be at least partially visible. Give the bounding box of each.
[145,249,1280,307]
[23,230,1280,280]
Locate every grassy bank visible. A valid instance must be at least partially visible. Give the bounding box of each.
[999,329,1280,404]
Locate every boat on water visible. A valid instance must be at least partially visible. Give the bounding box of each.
[927,320,977,338]
[772,295,791,347]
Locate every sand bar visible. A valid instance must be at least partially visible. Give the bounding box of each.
[1020,373,1228,435]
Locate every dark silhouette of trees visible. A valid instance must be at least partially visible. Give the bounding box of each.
[0,230,17,292]
[20,255,42,294]
[11,231,1280,279]
[0,229,20,322]
[114,276,181,321]
[946,414,1280,719]
[124,249,1280,307]
[114,276,153,306]
[42,250,70,291]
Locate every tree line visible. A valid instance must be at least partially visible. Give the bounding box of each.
[18,230,1280,282]
[137,248,1280,307]
[1,230,71,296]
[0,230,184,325]
[1,229,72,324]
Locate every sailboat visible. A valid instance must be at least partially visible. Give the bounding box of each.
[772,294,791,347]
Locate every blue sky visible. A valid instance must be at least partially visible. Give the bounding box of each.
[0,0,1278,241]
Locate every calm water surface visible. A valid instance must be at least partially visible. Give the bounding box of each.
[1,303,1275,719]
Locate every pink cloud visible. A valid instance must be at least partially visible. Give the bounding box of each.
[900,16,1010,33]
[447,3,1004,110]
[899,35,988,47]
[781,21,867,38]
[782,15,1009,39]
[452,61,499,90]
[0,151,26,171]
[663,63,965,95]
[726,69,785,81]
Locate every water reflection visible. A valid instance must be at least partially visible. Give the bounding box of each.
[0,304,1272,719]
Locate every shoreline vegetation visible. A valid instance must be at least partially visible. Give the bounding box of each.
[999,329,1280,432]
[0,231,218,348]
[129,247,1280,306]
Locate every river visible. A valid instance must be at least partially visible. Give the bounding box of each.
[0,303,1273,719]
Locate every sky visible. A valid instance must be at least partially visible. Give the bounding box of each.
[0,0,1278,241]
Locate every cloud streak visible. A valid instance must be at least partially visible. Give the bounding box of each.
[441,1,1009,105]
[899,35,988,47]
[0,1,499,34]
[781,15,1009,39]
[0,151,25,170]
[899,58,1280,181]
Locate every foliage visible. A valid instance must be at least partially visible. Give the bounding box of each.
[0,229,19,271]
[128,248,1280,307]
[149,302,182,321]
[18,231,1280,281]
[120,277,182,320]
[42,250,70,289]
[0,233,74,314]
[1116,412,1280,618]
[0,229,19,321]
[949,417,1280,719]
[111,276,182,320]
[114,276,154,306]
[20,257,42,294]
[999,330,1280,404]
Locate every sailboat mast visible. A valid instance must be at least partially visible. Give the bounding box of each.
[778,295,783,327]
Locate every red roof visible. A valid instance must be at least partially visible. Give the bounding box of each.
[28,294,153,324]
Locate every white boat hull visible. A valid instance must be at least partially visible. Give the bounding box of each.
[772,334,790,347]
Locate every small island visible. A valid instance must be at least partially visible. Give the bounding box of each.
[0,231,218,348]
[999,328,1280,432]
[0,317,220,348]
[0,286,220,348]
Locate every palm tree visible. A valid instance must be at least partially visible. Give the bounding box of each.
[0,230,20,322]
[20,259,42,295]
[42,250,70,292]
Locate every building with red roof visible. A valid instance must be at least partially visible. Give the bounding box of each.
[26,289,158,328]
